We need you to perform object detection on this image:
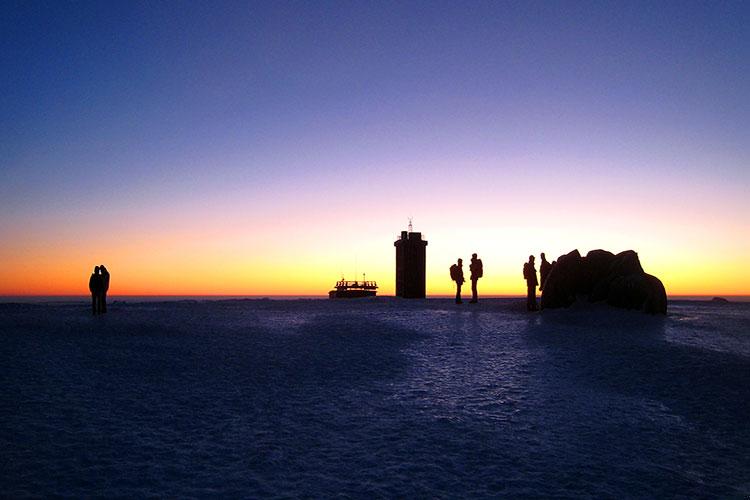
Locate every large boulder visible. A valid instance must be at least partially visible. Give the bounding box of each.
[606,273,667,314]
[581,249,615,294]
[642,274,668,314]
[539,249,582,309]
[540,249,667,314]
[589,250,645,302]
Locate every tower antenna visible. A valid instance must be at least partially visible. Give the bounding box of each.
[408,217,413,233]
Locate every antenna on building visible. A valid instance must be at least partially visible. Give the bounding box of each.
[408,217,413,233]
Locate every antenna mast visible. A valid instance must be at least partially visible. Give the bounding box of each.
[408,217,413,233]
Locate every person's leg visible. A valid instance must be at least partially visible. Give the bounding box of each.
[456,283,462,304]
[526,285,533,311]
[471,279,478,303]
[92,294,97,315]
[101,293,107,313]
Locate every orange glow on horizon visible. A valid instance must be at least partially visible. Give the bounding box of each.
[2,162,748,298]
[1,231,747,297]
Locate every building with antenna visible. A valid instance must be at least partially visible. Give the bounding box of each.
[394,221,428,298]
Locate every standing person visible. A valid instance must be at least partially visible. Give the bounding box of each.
[88,266,102,315]
[450,258,465,304]
[539,253,552,291]
[523,255,538,311]
[99,265,110,314]
[469,253,483,303]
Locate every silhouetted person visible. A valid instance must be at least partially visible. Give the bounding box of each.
[523,255,538,311]
[469,253,483,303]
[99,265,110,313]
[539,253,551,291]
[89,266,103,315]
[450,258,465,304]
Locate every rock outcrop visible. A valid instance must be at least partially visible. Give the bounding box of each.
[540,249,667,314]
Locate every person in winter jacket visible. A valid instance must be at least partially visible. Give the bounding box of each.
[450,258,465,304]
[99,265,110,313]
[469,253,483,303]
[539,253,552,291]
[89,266,103,315]
[523,255,538,311]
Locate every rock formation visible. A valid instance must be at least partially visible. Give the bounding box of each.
[540,249,667,314]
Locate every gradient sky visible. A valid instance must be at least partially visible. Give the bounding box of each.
[1,0,749,296]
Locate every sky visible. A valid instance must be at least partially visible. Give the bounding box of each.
[1,0,749,296]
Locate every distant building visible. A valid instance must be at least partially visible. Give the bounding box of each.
[394,230,428,298]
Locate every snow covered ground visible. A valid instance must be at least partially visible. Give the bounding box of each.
[1,298,748,497]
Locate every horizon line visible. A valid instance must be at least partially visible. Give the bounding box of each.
[2,294,749,300]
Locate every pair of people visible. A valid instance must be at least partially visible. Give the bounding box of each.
[523,253,553,311]
[88,265,110,315]
[450,253,483,304]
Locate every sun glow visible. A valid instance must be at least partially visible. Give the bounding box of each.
[1,211,747,296]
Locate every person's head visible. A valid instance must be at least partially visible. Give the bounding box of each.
[472,253,477,259]
[529,255,535,263]
[458,258,463,265]
[100,265,107,272]
[94,265,99,274]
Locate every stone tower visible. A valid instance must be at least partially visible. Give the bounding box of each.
[394,229,428,298]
